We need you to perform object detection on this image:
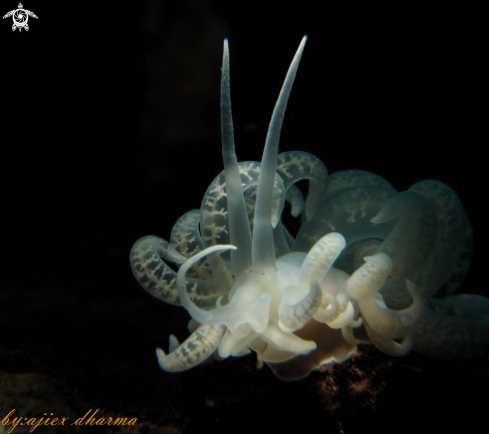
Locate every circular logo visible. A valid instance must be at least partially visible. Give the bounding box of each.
[13,9,27,27]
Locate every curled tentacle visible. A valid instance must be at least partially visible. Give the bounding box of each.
[341,326,361,345]
[130,235,186,306]
[168,334,179,353]
[176,244,238,324]
[293,169,398,255]
[346,253,427,337]
[130,235,227,309]
[170,210,204,258]
[279,280,322,333]
[363,320,414,356]
[156,323,226,372]
[359,280,427,338]
[261,324,317,355]
[372,191,438,306]
[293,186,398,254]
[341,317,367,345]
[276,150,329,220]
[408,180,473,297]
[313,293,342,324]
[326,301,355,329]
[285,184,305,217]
[279,232,346,329]
[299,232,346,290]
[170,210,214,281]
[346,252,393,302]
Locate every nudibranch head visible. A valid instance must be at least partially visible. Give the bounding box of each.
[130,36,484,381]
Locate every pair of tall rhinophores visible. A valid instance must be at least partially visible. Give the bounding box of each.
[130,36,487,381]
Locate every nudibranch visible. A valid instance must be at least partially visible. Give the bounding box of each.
[130,36,488,380]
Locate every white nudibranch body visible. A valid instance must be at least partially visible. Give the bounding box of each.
[130,37,487,381]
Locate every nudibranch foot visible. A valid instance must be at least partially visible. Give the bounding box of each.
[156,323,226,372]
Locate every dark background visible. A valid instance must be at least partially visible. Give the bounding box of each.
[1,1,486,433]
